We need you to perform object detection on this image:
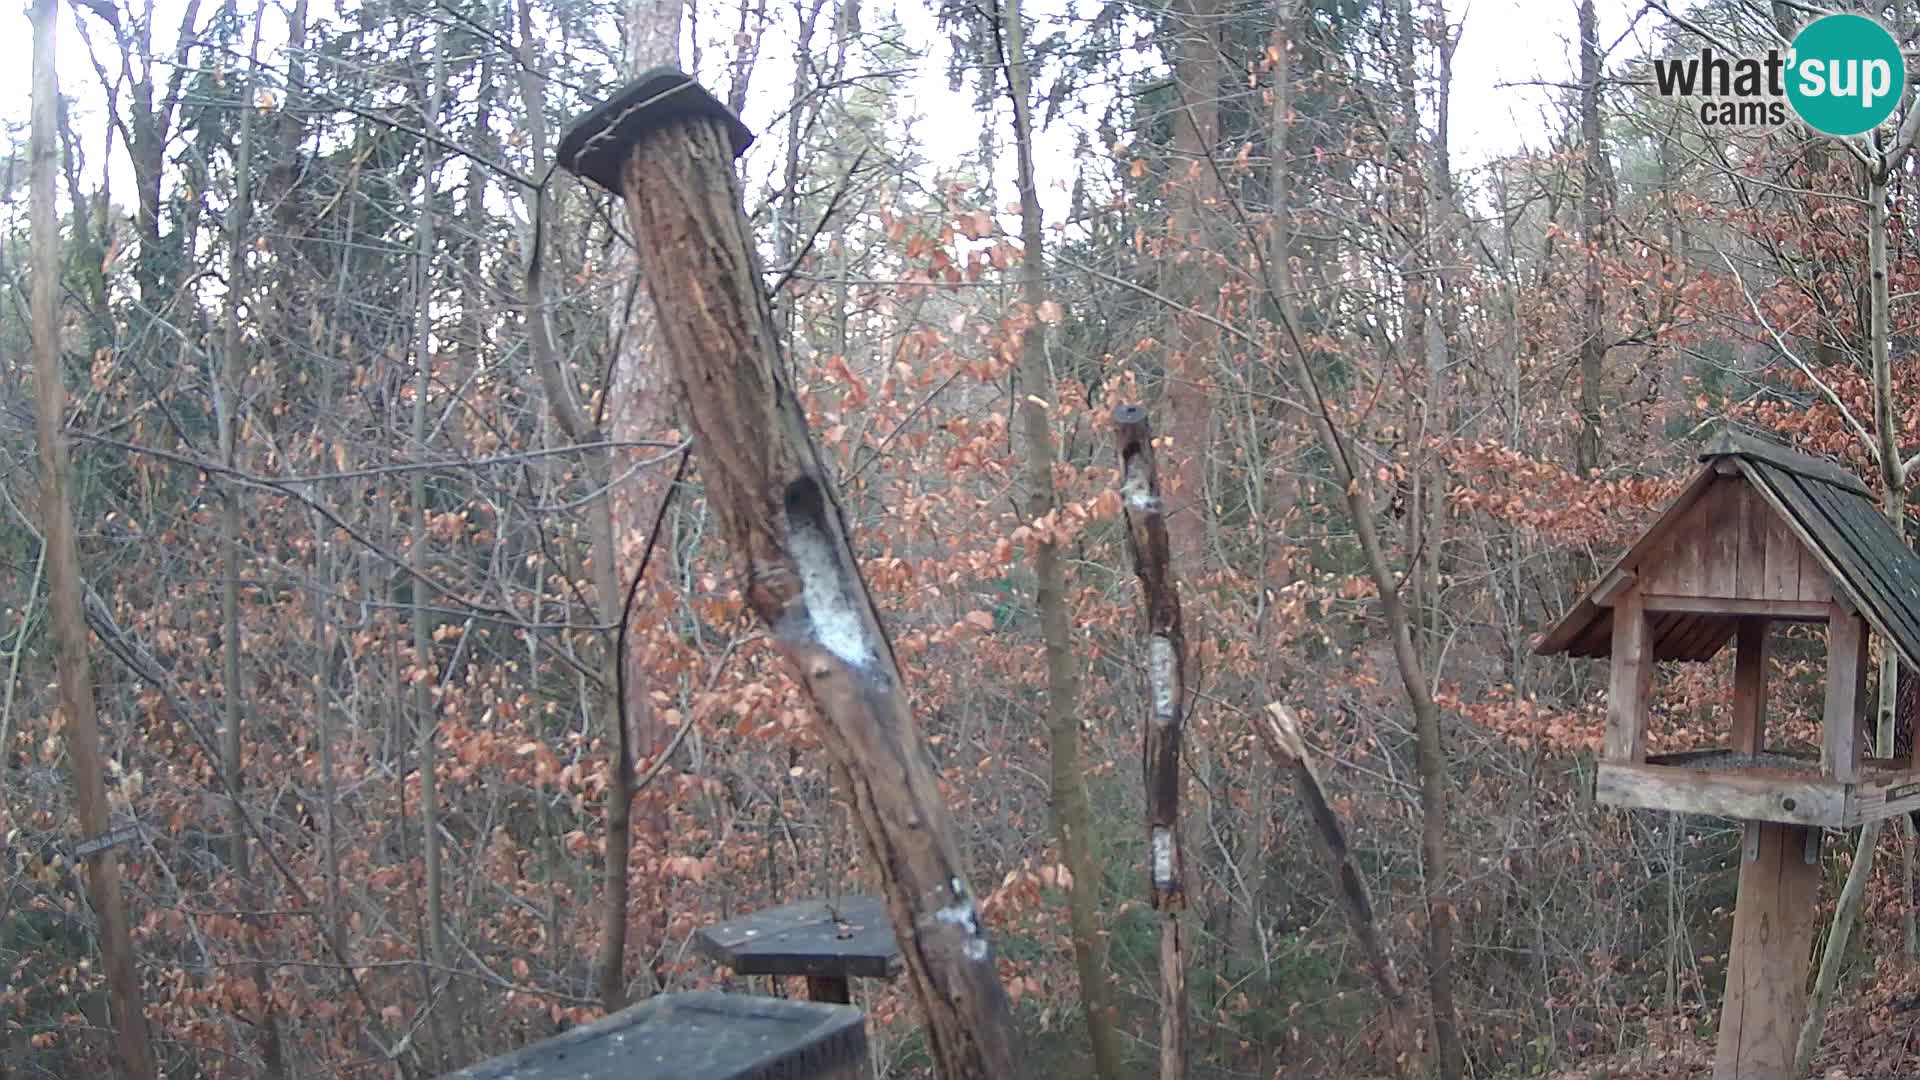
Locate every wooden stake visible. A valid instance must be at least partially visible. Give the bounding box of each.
[1112,405,1189,1080]
[1714,821,1820,1080]
[558,70,1025,1080]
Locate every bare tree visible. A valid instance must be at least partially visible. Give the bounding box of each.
[29,0,156,1073]
[993,2,1123,1074]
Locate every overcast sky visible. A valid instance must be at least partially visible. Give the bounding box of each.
[2,0,1646,228]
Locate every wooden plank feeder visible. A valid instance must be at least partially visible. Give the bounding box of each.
[437,991,867,1080]
[695,895,903,1004]
[1537,428,1920,1080]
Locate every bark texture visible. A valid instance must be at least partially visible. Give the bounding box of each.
[1574,0,1611,475]
[604,111,1027,1080]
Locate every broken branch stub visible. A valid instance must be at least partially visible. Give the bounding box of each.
[559,71,1026,1080]
[1254,703,1416,1065]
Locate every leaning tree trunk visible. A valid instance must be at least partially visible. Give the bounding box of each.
[558,73,1027,1080]
[30,0,157,1073]
[996,1,1124,1075]
[1113,406,1190,1080]
[1254,703,1418,1070]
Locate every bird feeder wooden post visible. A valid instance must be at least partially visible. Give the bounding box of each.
[556,70,1027,1080]
[1537,429,1920,1080]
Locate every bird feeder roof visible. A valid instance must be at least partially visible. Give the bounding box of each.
[1535,428,1920,670]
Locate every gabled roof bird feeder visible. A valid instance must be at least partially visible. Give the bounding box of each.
[1537,430,1920,1080]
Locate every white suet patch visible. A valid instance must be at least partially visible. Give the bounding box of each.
[1149,635,1178,724]
[1151,826,1175,889]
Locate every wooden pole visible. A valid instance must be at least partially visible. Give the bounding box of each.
[29,0,156,1074]
[557,70,1026,1080]
[1111,405,1189,1080]
[1715,821,1820,1080]
[1718,617,1821,1080]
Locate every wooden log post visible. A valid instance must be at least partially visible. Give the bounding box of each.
[558,70,1026,1080]
[1111,405,1189,1080]
[1713,821,1820,1080]
[1713,615,1820,1080]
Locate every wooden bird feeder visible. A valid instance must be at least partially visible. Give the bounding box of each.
[438,991,868,1080]
[695,895,903,1005]
[1537,429,1920,1080]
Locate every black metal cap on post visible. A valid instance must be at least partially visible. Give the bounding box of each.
[557,67,755,195]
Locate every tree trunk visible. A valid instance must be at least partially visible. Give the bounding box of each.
[1163,0,1220,568]
[412,36,457,1064]
[1574,0,1610,476]
[1255,114,1465,1080]
[562,79,1028,1078]
[1797,157,1910,1076]
[1254,703,1417,1069]
[29,0,156,1072]
[997,3,1123,1077]
[216,10,286,1074]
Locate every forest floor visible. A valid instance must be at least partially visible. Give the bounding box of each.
[1546,962,1920,1079]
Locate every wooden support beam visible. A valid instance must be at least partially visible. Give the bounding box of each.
[1595,762,1846,827]
[1731,618,1768,756]
[1640,596,1830,619]
[558,71,1025,1080]
[1824,607,1866,784]
[1605,589,1652,763]
[1592,567,1636,607]
[1713,822,1821,1080]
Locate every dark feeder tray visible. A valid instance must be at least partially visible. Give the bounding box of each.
[696,895,903,1004]
[438,991,867,1080]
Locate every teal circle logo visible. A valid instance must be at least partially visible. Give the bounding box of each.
[1787,14,1906,137]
